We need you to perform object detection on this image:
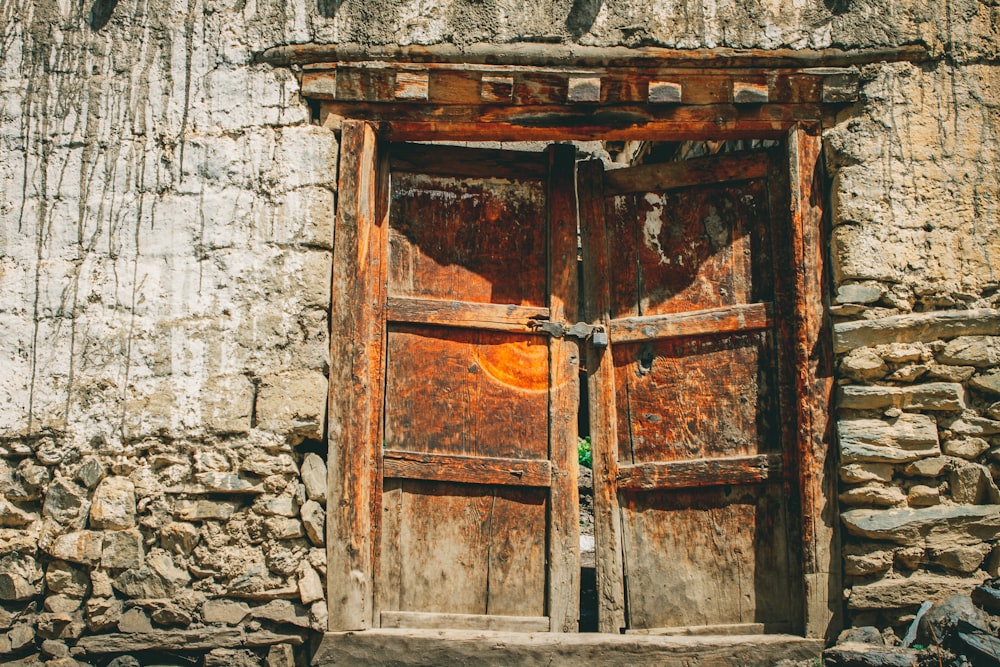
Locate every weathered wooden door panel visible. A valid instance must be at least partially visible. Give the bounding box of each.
[581,150,800,634]
[374,143,580,633]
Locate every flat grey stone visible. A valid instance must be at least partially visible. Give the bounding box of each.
[837,383,964,411]
[842,504,1000,547]
[938,336,1000,367]
[848,573,982,610]
[834,308,1000,354]
[839,414,940,463]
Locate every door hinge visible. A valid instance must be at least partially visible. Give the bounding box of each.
[530,320,608,348]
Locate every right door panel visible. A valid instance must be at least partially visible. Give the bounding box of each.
[581,150,801,634]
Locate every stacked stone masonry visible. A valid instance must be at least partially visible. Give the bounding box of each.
[3,0,1000,664]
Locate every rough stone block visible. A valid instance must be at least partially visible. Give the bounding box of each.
[201,375,254,435]
[203,599,251,626]
[928,543,992,574]
[255,370,328,443]
[174,500,240,521]
[297,562,324,605]
[839,484,906,507]
[89,476,137,530]
[300,453,326,503]
[907,484,941,507]
[86,597,123,632]
[839,413,940,463]
[842,504,1000,547]
[102,530,145,569]
[161,522,201,555]
[950,462,1000,504]
[834,309,1000,354]
[301,500,325,547]
[938,336,1000,367]
[841,463,894,484]
[837,383,964,411]
[943,436,990,460]
[45,561,88,598]
[42,478,90,528]
[270,186,336,249]
[848,573,983,610]
[0,552,43,601]
[45,531,103,565]
[839,348,889,382]
[970,372,1000,396]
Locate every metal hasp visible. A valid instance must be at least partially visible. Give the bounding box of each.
[532,320,608,348]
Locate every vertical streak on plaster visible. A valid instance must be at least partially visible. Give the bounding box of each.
[177,0,197,183]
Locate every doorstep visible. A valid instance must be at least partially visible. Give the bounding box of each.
[313,629,823,666]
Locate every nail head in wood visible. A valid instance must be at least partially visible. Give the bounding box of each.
[648,81,682,104]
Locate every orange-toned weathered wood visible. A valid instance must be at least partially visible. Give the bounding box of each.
[386,297,549,333]
[787,124,838,640]
[319,101,837,142]
[588,150,797,635]
[545,143,581,633]
[616,454,783,491]
[577,159,627,634]
[382,450,552,487]
[609,302,772,344]
[327,121,385,630]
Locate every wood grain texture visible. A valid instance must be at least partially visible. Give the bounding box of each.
[617,454,783,491]
[545,143,581,633]
[387,297,549,333]
[577,159,627,634]
[609,302,772,344]
[382,450,552,487]
[619,486,794,630]
[612,331,778,465]
[327,121,385,630]
[787,125,838,640]
[384,481,547,619]
[384,326,550,460]
[388,168,547,306]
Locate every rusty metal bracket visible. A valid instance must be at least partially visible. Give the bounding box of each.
[531,320,608,348]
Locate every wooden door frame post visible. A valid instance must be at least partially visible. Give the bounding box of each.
[327,120,387,631]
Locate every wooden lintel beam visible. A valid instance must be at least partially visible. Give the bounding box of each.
[617,454,783,491]
[382,449,553,487]
[259,42,930,69]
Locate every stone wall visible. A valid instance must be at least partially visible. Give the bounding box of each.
[1,0,999,663]
[827,60,1000,633]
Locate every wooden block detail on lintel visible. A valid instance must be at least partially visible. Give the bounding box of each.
[482,75,514,102]
[395,71,429,100]
[733,81,769,104]
[648,81,682,104]
[568,76,601,103]
[300,70,337,99]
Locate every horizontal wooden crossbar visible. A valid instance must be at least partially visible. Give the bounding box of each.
[383,449,552,487]
[617,454,783,491]
[609,302,772,344]
[387,297,550,333]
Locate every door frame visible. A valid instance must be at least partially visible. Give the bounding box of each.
[318,53,840,641]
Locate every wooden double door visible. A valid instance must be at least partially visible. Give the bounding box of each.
[329,123,801,635]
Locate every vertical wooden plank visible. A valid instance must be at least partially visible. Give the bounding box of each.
[376,478,403,618]
[546,143,581,633]
[327,120,384,631]
[578,159,627,634]
[787,124,838,641]
[487,487,548,617]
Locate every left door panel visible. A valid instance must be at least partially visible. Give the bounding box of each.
[328,130,580,633]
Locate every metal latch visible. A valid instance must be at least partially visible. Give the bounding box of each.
[531,320,608,348]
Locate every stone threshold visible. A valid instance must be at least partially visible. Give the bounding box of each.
[313,629,823,666]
